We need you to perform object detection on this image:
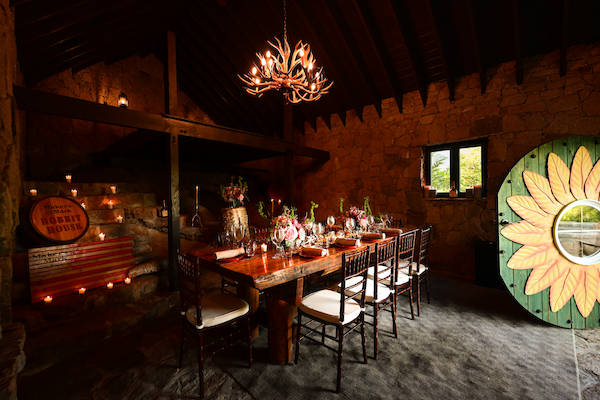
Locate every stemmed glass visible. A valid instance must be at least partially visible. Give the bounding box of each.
[345,217,355,234]
[272,227,286,259]
[382,214,389,227]
[366,215,375,231]
[314,223,324,246]
[234,226,245,248]
[326,215,335,232]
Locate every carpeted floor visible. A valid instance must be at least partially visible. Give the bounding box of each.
[214,273,579,400]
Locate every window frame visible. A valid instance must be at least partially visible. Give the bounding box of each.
[424,138,488,198]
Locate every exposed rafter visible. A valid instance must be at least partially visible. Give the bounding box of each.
[512,0,523,85]
[466,0,487,94]
[425,0,455,101]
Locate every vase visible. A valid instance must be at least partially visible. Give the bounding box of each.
[221,206,249,234]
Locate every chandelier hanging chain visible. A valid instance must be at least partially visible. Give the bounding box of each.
[238,0,332,104]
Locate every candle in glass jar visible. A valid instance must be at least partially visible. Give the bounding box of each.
[99,232,105,241]
[261,243,268,253]
[78,287,86,294]
[106,282,113,289]
[125,277,131,284]
[117,215,123,223]
[30,188,38,196]
[65,174,72,183]
[80,202,86,209]
[110,185,117,194]
[108,200,114,209]
[71,189,77,197]
[44,295,52,303]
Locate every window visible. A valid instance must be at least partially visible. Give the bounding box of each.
[554,199,600,265]
[424,138,487,197]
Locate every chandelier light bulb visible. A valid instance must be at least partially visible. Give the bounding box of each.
[252,66,257,75]
[268,58,273,66]
[311,83,316,91]
[261,58,266,66]
[299,49,304,57]
[255,77,260,84]
[266,50,271,58]
[308,62,313,71]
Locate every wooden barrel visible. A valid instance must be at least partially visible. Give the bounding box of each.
[29,196,89,243]
[221,206,249,234]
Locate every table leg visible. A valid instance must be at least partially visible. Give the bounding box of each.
[237,285,260,340]
[267,295,295,364]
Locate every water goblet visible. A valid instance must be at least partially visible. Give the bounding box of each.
[272,227,285,259]
[234,226,245,247]
[345,217,355,233]
[326,215,335,232]
[366,215,375,231]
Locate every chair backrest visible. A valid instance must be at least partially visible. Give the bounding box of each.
[374,237,397,290]
[339,246,370,322]
[177,252,203,327]
[397,229,418,275]
[417,226,432,267]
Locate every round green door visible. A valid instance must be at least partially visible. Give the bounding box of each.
[498,136,600,329]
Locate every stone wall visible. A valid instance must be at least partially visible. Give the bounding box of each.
[294,43,600,277]
[27,53,214,179]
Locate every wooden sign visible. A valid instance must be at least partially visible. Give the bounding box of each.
[28,237,134,303]
[29,196,89,243]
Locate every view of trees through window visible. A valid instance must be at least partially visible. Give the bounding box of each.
[430,145,482,193]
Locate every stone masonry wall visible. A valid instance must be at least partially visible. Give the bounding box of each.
[27,54,213,179]
[294,43,600,277]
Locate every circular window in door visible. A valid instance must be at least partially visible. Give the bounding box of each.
[554,200,600,265]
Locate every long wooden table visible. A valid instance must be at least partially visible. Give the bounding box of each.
[188,243,369,364]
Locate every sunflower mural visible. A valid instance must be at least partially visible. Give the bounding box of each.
[499,137,600,328]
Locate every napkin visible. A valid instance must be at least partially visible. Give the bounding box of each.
[362,232,386,241]
[300,246,328,257]
[214,247,245,260]
[380,228,402,236]
[335,238,361,247]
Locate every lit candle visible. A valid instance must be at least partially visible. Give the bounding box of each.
[71,189,77,197]
[195,185,199,205]
[271,199,274,215]
[99,232,105,241]
[125,277,131,284]
[473,184,482,198]
[108,200,114,209]
[278,199,281,205]
[30,188,38,196]
[110,185,117,194]
[78,287,86,294]
[44,295,52,303]
[261,243,268,253]
[65,174,72,183]
[80,202,86,209]
[117,215,123,223]
[106,282,113,289]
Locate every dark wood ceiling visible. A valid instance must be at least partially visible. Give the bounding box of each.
[13,0,600,136]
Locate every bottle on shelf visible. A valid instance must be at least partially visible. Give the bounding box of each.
[159,199,169,217]
[449,181,458,198]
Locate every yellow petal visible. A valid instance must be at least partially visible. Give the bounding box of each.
[570,147,593,200]
[548,153,576,205]
[523,171,563,215]
[525,259,569,294]
[501,221,553,246]
[585,159,600,201]
[574,267,599,317]
[550,266,579,312]
[507,196,555,228]
[508,244,558,270]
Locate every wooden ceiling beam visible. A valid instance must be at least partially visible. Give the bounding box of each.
[13,86,329,160]
[323,0,379,119]
[512,0,523,84]
[466,0,487,94]
[560,0,570,76]
[387,0,428,107]
[425,0,455,101]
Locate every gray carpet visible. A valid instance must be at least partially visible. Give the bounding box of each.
[215,273,579,400]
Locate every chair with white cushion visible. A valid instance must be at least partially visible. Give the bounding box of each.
[398,226,431,316]
[363,237,397,359]
[393,230,419,319]
[295,247,370,393]
[177,252,253,399]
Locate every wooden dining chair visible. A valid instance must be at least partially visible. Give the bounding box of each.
[411,226,432,315]
[177,252,253,399]
[393,230,419,319]
[361,237,397,359]
[295,247,370,393]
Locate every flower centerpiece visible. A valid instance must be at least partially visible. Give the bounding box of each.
[344,196,372,230]
[273,205,306,248]
[219,176,249,235]
[301,201,319,230]
[220,176,248,208]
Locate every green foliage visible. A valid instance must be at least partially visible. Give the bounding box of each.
[431,151,450,192]
[363,196,372,216]
[339,198,345,213]
[561,206,600,223]
[459,146,482,191]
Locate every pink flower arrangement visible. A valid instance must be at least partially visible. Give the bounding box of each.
[220,176,248,207]
[274,206,305,245]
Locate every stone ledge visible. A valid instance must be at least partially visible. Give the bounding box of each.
[0,323,26,400]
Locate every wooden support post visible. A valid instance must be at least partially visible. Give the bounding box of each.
[283,101,294,206]
[168,129,181,291]
[166,31,178,115]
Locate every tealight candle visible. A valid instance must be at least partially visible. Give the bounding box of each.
[71,189,77,197]
[108,200,114,209]
[66,174,72,183]
[117,215,123,223]
[80,202,86,209]
[30,188,38,196]
[125,277,131,284]
[261,243,268,253]
[99,232,105,241]
[78,287,86,294]
[106,282,113,289]
[110,185,117,194]
[44,295,52,303]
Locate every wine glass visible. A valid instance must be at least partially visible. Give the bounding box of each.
[345,217,355,233]
[234,226,245,247]
[326,215,335,232]
[272,227,285,259]
[382,214,389,227]
[366,215,375,231]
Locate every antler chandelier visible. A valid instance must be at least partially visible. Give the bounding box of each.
[239,0,332,103]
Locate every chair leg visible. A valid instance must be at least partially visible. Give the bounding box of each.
[416,276,421,317]
[336,325,344,394]
[178,325,186,368]
[373,303,378,360]
[295,312,302,364]
[409,284,415,320]
[392,294,398,338]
